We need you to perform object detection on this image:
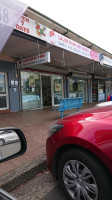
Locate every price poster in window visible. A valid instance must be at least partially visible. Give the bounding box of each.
[29,76,35,87]
[55,83,61,92]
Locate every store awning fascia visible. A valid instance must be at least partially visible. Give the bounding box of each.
[100,55,112,68]
[15,15,99,62]
[28,7,112,58]
[14,11,112,69]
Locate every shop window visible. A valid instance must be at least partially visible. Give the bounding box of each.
[69,78,87,102]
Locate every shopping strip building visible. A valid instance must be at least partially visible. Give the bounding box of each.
[0,6,112,112]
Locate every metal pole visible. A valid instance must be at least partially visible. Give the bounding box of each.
[62,50,65,67]
[37,42,40,56]
[18,54,23,111]
[92,62,94,74]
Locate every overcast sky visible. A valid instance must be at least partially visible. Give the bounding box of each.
[22,0,112,54]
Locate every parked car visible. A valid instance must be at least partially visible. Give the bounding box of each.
[0,128,27,199]
[96,101,112,107]
[46,105,112,200]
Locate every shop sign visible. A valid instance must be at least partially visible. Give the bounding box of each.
[15,16,99,62]
[15,15,47,41]
[17,52,50,68]
[100,55,112,67]
[47,29,99,62]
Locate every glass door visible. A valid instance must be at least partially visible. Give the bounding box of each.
[21,71,41,110]
[0,73,9,110]
[92,80,98,101]
[53,76,63,105]
[107,85,111,97]
[77,80,87,102]
[42,75,52,107]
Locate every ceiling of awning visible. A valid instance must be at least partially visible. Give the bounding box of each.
[2,33,112,78]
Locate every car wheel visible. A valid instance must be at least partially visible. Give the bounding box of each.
[58,148,112,200]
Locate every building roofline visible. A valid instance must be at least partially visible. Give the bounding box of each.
[28,6,112,57]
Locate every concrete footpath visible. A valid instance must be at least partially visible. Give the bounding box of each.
[0,103,97,192]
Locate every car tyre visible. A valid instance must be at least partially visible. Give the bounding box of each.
[58,148,112,200]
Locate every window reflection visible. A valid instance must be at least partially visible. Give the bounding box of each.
[0,74,6,94]
[69,78,87,102]
[21,72,41,110]
[53,76,63,105]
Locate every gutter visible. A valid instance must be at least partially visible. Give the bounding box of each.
[0,155,47,192]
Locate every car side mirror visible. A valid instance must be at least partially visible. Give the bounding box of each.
[0,128,27,163]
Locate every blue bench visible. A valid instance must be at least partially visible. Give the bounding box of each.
[51,97,83,118]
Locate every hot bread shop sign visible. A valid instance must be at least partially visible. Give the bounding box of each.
[15,15,99,62]
[17,52,50,68]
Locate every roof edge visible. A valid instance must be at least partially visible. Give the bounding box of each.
[28,6,112,57]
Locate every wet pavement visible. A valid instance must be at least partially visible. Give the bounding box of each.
[0,102,97,177]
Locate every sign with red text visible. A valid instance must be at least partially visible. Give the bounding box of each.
[15,15,47,41]
[47,29,99,61]
[15,16,99,62]
[17,52,50,68]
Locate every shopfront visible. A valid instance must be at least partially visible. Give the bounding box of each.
[68,78,87,102]
[92,79,106,102]
[1,11,111,113]
[21,71,63,110]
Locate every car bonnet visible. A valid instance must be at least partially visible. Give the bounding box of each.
[57,105,112,123]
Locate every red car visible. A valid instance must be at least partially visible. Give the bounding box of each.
[46,106,112,200]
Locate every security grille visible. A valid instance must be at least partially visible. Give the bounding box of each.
[0,96,7,108]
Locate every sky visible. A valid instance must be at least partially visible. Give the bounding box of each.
[21,0,112,54]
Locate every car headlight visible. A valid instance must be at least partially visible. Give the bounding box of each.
[49,124,64,136]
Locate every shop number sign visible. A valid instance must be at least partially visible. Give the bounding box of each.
[0,7,9,24]
[0,0,28,53]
